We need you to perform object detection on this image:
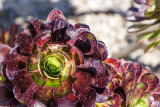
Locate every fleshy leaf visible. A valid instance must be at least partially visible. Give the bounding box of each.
[151,85,160,94]
[127,63,142,85]
[123,70,135,92]
[33,30,51,48]
[27,55,38,72]
[16,31,34,55]
[104,63,117,81]
[112,94,123,107]
[97,41,108,61]
[73,71,92,94]
[13,83,39,106]
[30,71,47,86]
[78,58,108,88]
[34,86,53,104]
[6,47,27,80]
[104,57,120,71]
[0,44,11,63]
[74,23,90,31]
[140,73,159,92]
[52,19,68,33]
[54,93,79,107]
[13,71,33,93]
[107,81,115,95]
[44,79,62,88]
[140,92,153,105]
[47,9,65,22]
[81,31,98,56]
[30,19,42,34]
[70,46,84,65]
[133,82,148,99]
[80,88,96,107]
[10,98,27,107]
[126,88,134,106]
[95,87,110,103]
[54,80,72,98]
[0,86,14,106]
[152,93,160,103]
[133,98,148,107]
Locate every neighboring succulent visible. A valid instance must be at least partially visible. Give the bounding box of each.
[126,0,160,52]
[96,57,160,107]
[0,9,110,107]
[126,0,160,22]
[0,24,18,86]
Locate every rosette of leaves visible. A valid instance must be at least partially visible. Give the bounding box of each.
[96,57,160,107]
[126,0,160,52]
[0,9,110,107]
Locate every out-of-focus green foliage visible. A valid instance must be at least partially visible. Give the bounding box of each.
[126,0,160,52]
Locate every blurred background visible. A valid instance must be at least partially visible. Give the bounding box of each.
[0,0,159,77]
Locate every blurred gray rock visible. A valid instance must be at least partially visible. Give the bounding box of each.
[70,0,132,14]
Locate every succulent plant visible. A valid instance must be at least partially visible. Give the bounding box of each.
[126,0,160,52]
[126,0,159,22]
[96,57,160,107]
[0,9,110,107]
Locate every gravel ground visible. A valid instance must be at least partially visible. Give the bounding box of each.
[0,0,159,77]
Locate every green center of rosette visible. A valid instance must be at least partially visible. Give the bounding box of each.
[42,54,63,79]
[27,44,76,88]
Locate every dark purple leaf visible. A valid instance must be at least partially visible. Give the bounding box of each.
[13,83,39,106]
[97,41,108,61]
[34,86,53,104]
[0,86,14,106]
[73,71,92,94]
[54,93,79,107]
[0,44,11,63]
[152,93,160,103]
[78,58,107,88]
[80,88,96,107]
[33,30,51,48]
[95,87,110,103]
[104,57,120,71]
[133,82,148,99]
[104,63,117,81]
[54,79,72,98]
[47,9,65,22]
[140,73,159,92]
[74,23,90,31]
[53,19,68,33]
[112,93,122,107]
[30,19,42,34]
[123,70,135,92]
[6,47,27,80]
[127,63,143,85]
[16,31,34,55]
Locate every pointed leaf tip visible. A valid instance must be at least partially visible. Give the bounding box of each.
[47,9,65,22]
